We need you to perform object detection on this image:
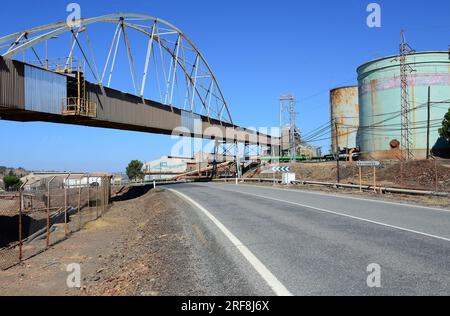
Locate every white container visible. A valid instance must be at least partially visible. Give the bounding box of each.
[282,173,296,184]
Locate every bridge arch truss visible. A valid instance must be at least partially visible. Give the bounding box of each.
[0,13,233,124]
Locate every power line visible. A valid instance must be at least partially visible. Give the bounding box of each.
[306,122,443,143]
[300,92,450,145]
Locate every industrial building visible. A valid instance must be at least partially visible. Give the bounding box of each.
[20,172,83,190]
[357,51,450,160]
[278,95,322,160]
[329,50,450,161]
[143,152,216,180]
[20,172,112,190]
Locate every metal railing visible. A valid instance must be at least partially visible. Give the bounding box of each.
[28,57,82,73]
[62,97,97,118]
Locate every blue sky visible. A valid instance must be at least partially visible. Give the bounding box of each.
[1,0,449,172]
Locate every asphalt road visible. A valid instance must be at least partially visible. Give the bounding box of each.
[169,182,450,296]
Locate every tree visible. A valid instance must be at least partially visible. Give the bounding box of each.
[3,175,22,191]
[439,107,450,141]
[126,160,144,181]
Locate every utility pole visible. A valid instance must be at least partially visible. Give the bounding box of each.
[279,98,283,159]
[334,121,341,184]
[426,86,431,160]
[289,100,297,160]
[212,140,219,179]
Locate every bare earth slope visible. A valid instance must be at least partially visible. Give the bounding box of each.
[0,186,268,296]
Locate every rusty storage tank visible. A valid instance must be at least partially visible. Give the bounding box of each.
[357,51,450,160]
[330,86,359,152]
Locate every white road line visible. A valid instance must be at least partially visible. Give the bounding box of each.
[211,186,450,243]
[168,188,293,297]
[218,183,450,213]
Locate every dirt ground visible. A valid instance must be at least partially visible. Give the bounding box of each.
[0,186,201,296]
[253,159,450,192]
[241,159,450,209]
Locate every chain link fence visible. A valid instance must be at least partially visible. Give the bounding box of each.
[0,176,111,270]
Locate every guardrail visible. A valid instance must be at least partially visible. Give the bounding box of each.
[212,178,450,198]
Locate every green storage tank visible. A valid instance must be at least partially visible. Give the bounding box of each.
[357,51,450,160]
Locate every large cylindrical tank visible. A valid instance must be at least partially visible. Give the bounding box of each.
[357,51,450,160]
[330,86,359,152]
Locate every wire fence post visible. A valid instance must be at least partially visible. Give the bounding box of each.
[359,166,362,193]
[77,184,82,231]
[64,173,71,237]
[18,180,28,261]
[96,181,99,219]
[64,183,67,235]
[334,121,341,185]
[87,173,90,211]
[373,166,377,193]
[46,176,56,248]
[46,185,50,248]
[18,191,22,261]
[102,177,106,215]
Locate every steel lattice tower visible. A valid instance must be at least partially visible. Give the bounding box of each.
[279,95,298,159]
[399,30,415,160]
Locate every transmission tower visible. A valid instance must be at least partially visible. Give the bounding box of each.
[279,95,299,160]
[399,30,415,160]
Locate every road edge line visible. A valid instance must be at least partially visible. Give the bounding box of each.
[167,188,293,297]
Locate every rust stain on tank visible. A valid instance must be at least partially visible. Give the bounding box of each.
[330,86,359,150]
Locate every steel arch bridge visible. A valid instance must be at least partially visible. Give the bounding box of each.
[0,13,232,124]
